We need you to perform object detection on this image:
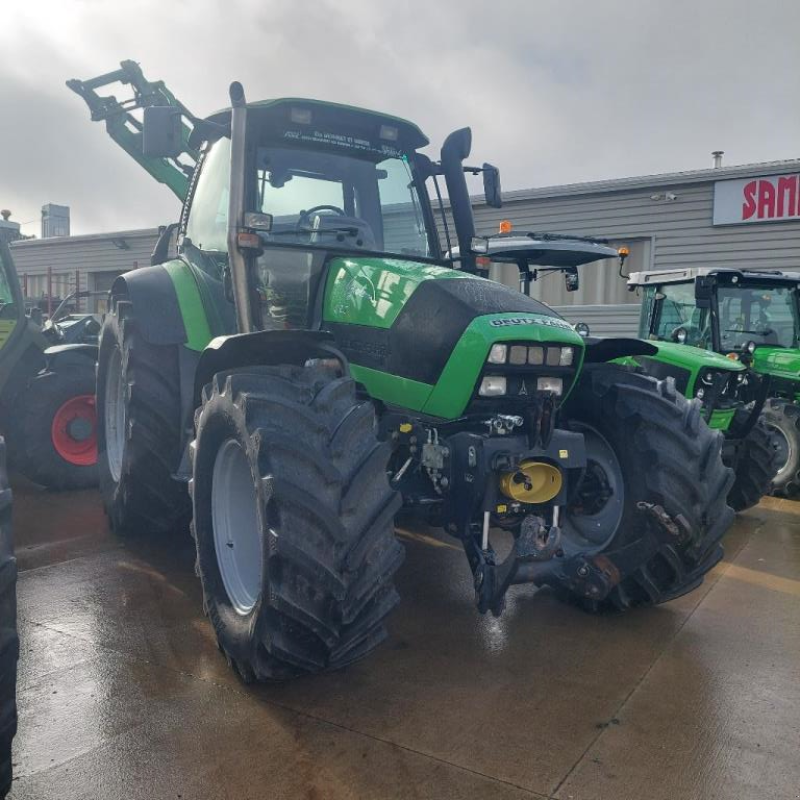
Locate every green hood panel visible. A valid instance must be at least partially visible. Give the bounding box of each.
[324,256,471,329]
[752,346,800,383]
[646,340,745,372]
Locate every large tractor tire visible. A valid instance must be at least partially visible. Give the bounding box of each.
[0,439,17,799]
[762,398,800,499]
[96,300,190,536]
[10,363,98,490]
[559,365,734,611]
[190,365,403,681]
[726,418,779,512]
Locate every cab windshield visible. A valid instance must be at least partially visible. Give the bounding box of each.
[255,146,432,259]
[718,284,799,350]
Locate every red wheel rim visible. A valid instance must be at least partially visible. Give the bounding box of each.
[51,394,98,466]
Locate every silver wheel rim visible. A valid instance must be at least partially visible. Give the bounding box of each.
[211,438,263,615]
[104,346,125,483]
[766,421,793,482]
[562,424,625,555]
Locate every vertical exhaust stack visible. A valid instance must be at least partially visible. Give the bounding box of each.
[712,151,724,169]
[441,128,477,272]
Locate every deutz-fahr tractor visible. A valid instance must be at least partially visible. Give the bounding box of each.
[463,233,777,512]
[72,63,734,681]
[0,239,98,490]
[628,268,797,497]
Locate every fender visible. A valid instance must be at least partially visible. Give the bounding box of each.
[43,343,98,371]
[582,338,658,363]
[111,265,187,346]
[192,330,349,407]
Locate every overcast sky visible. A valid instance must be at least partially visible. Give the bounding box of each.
[1,0,799,237]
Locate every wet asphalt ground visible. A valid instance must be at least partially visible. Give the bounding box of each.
[8,481,800,800]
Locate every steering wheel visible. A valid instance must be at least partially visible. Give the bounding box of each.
[298,205,347,228]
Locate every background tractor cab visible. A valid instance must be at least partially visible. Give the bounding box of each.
[629,267,800,498]
[463,229,623,297]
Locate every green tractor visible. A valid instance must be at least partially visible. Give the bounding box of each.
[72,63,734,681]
[0,239,98,490]
[627,268,800,498]
[458,234,778,512]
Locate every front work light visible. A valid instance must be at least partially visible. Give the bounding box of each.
[487,344,507,364]
[479,376,507,396]
[537,377,563,396]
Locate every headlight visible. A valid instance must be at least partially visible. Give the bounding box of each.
[479,376,507,396]
[487,344,507,364]
[537,377,563,396]
[559,347,574,367]
[528,346,544,365]
[509,345,528,365]
[545,348,561,367]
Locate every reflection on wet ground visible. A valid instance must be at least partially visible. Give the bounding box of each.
[9,483,800,799]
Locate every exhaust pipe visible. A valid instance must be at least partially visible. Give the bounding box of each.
[441,128,477,272]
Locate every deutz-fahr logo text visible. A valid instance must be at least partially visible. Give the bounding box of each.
[490,316,573,330]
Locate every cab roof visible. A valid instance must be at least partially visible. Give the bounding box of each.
[460,232,619,268]
[206,97,429,151]
[628,267,800,287]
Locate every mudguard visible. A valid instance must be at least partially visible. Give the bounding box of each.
[111,266,187,346]
[43,343,98,370]
[582,338,658,363]
[192,330,347,407]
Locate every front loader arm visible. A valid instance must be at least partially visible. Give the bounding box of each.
[67,60,200,201]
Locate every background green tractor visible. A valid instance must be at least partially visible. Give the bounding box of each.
[0,240,98,490]
[469,234,777,512]
[628,268,797,498]
[73,64,734,681]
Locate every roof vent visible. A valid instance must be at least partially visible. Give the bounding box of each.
[712,151,724,169]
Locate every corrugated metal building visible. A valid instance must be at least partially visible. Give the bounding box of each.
[471,157,800,335]
[9,157,800,328]
[10,228,159,313]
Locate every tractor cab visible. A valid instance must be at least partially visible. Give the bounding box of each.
[455,231,621,296]
[628,267,800,356]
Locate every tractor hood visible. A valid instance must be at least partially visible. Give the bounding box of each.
[752,346,800,383]
[644,340,745,372]
[455,233,619,268]
[322,255,583,418]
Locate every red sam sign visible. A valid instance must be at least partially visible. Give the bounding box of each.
[713,173,800,225]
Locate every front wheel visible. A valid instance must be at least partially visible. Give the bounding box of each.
[558,365,735,610]
[762,398,800,498]
[191,365,403,681]
[725,417,779,512]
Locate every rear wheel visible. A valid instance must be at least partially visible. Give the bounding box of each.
[0,439,17,799]
[191,365,403,681]
[559,365,735,610]
[762,398,800,498]
[726,418,779,512]
[96,300,190,536]
[10,364,98,490]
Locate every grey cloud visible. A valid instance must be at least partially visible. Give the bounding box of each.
[1,0,798,236]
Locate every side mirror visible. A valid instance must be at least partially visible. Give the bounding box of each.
[143,106,183,158]
[695,276,713,309]
[482,163,502,209]
[565,268,579,292]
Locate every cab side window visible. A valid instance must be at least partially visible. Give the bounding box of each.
[655,283,710,346]
[184,138,232,277]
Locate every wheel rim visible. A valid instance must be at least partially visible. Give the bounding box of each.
[562,424,625,555]
[211,438,263,615]
[51,395,97,466]
[104,346,126,483]
[765,421,793,482]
